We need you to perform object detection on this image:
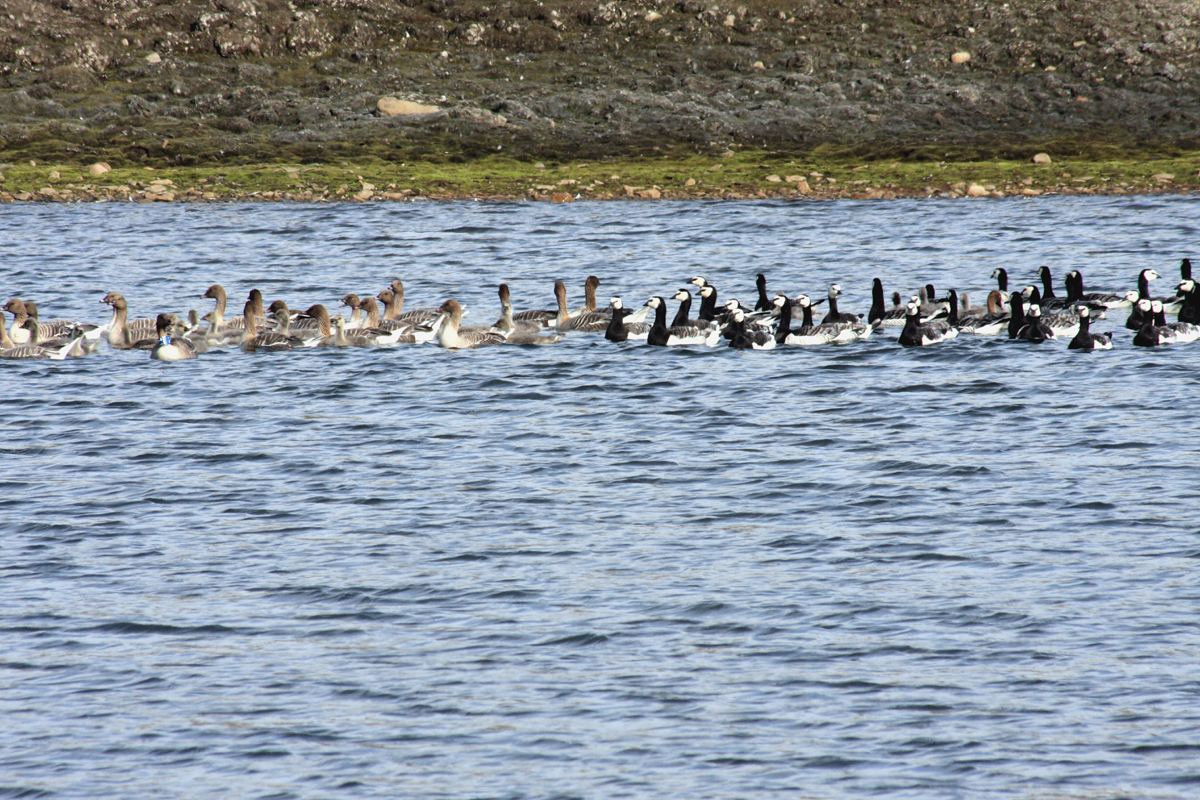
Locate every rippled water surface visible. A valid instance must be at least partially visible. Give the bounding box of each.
[3,197,1199,799]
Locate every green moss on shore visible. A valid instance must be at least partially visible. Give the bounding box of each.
[2,148,1198,202]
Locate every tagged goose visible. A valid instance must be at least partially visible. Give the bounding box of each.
[898,303,957,347]
[1068,306,1113,351]
[645,296,720,346]
[604,297,652,342]
[435,299,506,349]
[150,313,198,361]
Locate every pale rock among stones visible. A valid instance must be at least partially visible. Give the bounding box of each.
[951,52,971,64]
[966,183,988,197]
[1032,152,1052,164]
[145,52,162,64]
[377,97,440,116]
[765,174,782,182]
[88,163,111,176]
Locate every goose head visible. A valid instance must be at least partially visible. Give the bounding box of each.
[828,283,842,299]
[689,276,707,288]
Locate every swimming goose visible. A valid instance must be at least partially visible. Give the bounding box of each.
[150,313,198,361]
[493,285,546,335]
[492,292,564,345]
[990,267,1012,299]
[1067,306,1113,351]
[1021,286,1081,336]
[243,308,305,352]
[512,280,568,326]
[1177,280,1199,325]
[728,308,775,349]
[383,280,443,326]
[777,295,865,344]
[1150,299,1200,344]
[870,282,909,328]
[955,290,1009,335]
[821,284,861,324]
[0,316,83,359]
[646,296,720,346]
[670,288,708,329]
[1036,266,1070,311]
[604,297,652,342]
[754,273,772,312]
[16,300,101,345]
[1016,304,1054,343]
[201,284,247,333]
[435,299,506,349]
[696,284,720,323]
[329,315,385,347]
[568,275,607,318]
[358,296,427,338]
[898,303,957,347]
[1066,271,1126,309]
[1123,290,1149,329]
[100,292,158,349]
[1132,300,1164,347]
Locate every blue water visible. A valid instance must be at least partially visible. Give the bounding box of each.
[2,196,1199,799]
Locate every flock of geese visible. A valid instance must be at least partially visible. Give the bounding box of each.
[2,259,1197,361]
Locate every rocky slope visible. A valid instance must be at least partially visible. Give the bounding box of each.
[1,0,1198,165]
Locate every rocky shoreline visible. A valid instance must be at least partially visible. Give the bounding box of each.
[2,1,1198,176]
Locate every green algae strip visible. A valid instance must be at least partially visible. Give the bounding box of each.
[2,150,1198,202]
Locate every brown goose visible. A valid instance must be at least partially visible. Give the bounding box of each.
[435,299,505,349]
[100,293,157,349]
[201,284,246,333]
[381,280,442,326]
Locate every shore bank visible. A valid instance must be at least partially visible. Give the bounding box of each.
[3,150,1199,204]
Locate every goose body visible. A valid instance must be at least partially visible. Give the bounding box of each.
[645,296,720,346]
[604,297,651,342]
[435,300,506,349]
[898,303,957,347]
[150,314,198,361]
[955,290,1009,335]
[1067,307,1112,351]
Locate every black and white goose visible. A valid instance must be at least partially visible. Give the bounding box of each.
[604,297,651,343]
[1016,305,1054,343]
[1036,266,1070,311]
[898,303,957,347]
[868,279,907,328]
[1150,299,1200,344]
[1066,271,1126,309]
[1132,300,1164,347]
[1021,286,1080,337]
[1124,289,1149,330]
[645,296,720,347]
[1177,280,1200,325]
[1067,307,1113,351]
[728,308,776,350]
[754,273,772,313]
[991,267,1010,299]
[821,284,860,325]
[778,295,868,345]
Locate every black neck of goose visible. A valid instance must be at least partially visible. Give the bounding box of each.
[1183,259,1192,280]
[605,308,629,338]
[755,278,769,312]
[827,294,839,318]
[671,295,691,328]
[1154,308,1167,326]
[1065,272,1080,302]
[869,281,884,322]
[901,312,919,340]
[1008,296,1025,337]
[775,300,793,342]
[946,291,959,325]
[1138,273,1151,298]
[996,270,1008,292]
[1078,314,1090,335]
[652,300,668,331]
[698,289,717,321]
[801,303,814,329]
[1028,287,1042,306]
[1040,269,1056,299]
